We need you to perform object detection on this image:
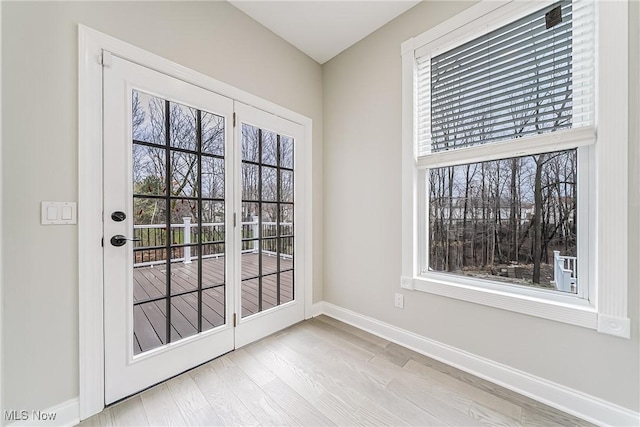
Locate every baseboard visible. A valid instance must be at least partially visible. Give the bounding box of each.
[318,302,640,427]
[5,398,79,427]
[310,301,326,318]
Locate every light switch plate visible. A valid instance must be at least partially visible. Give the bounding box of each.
[41,202,77,225]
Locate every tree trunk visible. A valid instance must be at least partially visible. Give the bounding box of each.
[510,158,518,262]
[447,168,455,272]
[532,154,545,284]
[462,164,471,267]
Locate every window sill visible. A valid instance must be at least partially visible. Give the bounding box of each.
[401,274,599,330]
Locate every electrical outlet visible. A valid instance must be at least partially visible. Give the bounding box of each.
[394,293,404,309]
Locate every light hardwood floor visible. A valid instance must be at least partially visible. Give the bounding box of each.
[79,316,594,426]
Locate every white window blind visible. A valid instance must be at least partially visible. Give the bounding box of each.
[416,0,595,156]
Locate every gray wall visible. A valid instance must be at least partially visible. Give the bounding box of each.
[323,0,640,412]
[1,1,323,411]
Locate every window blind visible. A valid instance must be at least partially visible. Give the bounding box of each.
[416,0,595,155]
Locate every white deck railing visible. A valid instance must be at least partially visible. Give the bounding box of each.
[552,250,577,292]
[133,217,292,267]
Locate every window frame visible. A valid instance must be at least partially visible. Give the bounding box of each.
[401,0,630,337]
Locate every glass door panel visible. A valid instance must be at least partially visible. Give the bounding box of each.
[131,90,227,354]
[240,124,295,318]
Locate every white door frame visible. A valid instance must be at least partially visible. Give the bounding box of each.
[78,25,313,420]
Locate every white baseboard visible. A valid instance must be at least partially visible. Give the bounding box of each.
[6,398,79,427]
[317,302,640,427]
[310,301,326,318]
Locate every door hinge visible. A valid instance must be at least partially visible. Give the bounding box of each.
[101,237,104,247]
[233,313,237,327]
[101,51,112,68]
[233,212,237,227]
[233,112,236,127]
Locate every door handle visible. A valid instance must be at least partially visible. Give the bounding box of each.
[110,234,141,247]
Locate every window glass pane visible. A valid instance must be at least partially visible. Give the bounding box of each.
[261,273,278,311]
[261,203,278,238]
[280,237,294,260]
[280,205,294,236]
[202,200,224,223]
[261,166,277,202]
[134,197,166,228]
[134,248,168,269]
[262,130,278,166]
[241,279,259,318]
[170,250,199,294]
[170,294,199,342]
[169,102,197,151]
[202,112,225,156]
[169,199,198,225]
[261,250,278,276]
[427,149,577,293]
[242,163,259,201]
[132,90,166,146]
[242,124,259,162]
[280,270,294,304]
[134,301,168,354]
[280,136,294,169]
[201,244,225,285]
[133,145,165,196]
[171,152,198,197]
[201,156,224,199]
[202,287,226,331]
[280,170,294,203]
[241,249,259,280]
[201,202,225,243]
[133,250,167,300]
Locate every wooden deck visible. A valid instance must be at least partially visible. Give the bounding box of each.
[133,253,293,354]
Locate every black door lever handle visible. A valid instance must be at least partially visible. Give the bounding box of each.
[110,234,141,247]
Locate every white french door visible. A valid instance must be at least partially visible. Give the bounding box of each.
[103,54,305,404]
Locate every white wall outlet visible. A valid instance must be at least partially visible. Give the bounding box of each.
[394,293,404,309]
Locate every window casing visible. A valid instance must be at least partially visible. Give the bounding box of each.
[401,0,630,337]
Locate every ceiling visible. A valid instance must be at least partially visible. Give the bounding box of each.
[228,1,421,64]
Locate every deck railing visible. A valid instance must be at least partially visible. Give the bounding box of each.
[133,217,293,267]
[552,250,577,292]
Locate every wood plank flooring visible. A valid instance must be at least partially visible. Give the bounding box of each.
[79,316,595,427]
[133,253,293,354]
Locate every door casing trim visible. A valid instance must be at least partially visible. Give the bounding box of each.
[78,25,313,420]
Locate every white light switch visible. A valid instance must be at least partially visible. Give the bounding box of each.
[61,206,73,220]
[46,206,58,221]
[41,202,77,225]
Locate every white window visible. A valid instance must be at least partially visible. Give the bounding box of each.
[401,0,631,337]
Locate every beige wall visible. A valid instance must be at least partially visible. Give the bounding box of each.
[1,1,323,411]
[323,0,640,412]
